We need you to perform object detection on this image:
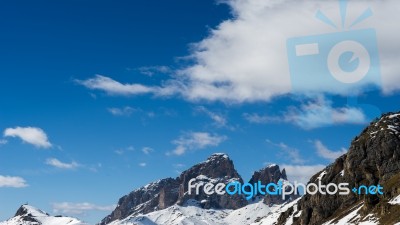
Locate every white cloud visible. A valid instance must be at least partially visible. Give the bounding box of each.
[77,1,400,102]
[243,113,279,124]
[245,96,367,129]
[52,202,115,215]
[4,126,52,149]
[75,75,177,96]
[284,97,367,129]
[0,175,28,188]
[137,65,172,76]
[46,158,79,170]
[107,106,136,116]
[314,140,347,161]
[138,162,147,167]
[168,132,227,156]
[195,106,227,127]
[0,139,7,145]
[266,139,305,164]
[281,164,326,184]
[142,147,153,155]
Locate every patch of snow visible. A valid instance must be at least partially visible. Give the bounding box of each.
[340,170,345,177]
[323,204,363,225]
[388,113,400,119]
[108,198,302,225]
[387,125,399,134]
[389,194,400,205]
[317,171,327,181]
[323,202,378,225]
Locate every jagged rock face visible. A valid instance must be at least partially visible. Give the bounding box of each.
[283,112,400,225]
[249,165,299,205]
[14,205,45,223]
[99,178,180,225]
[100,153,247,225]
[177,153,247,209]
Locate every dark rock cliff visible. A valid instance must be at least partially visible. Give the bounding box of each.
[277,112,400,225]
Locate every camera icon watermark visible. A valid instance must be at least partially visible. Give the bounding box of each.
[286,0,381,121]
[287,29,380,94]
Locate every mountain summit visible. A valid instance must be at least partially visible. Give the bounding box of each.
[0,204,86,225]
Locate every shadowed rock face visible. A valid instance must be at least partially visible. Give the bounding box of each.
[277,112,400,225]
[177,153,247,209]
[14,205,45,223]
[99,153,247,225]
[249,165,300,205]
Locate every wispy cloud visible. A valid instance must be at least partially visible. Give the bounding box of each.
[244,97,367,129]
[168,132,227,156]
[137,65,172,76]
[138,162,147,167]
[107,106,137,116]
[52,202,115,215]
[46,158,79,170]
[0,175,28,188]
[284,97,367,130]
[195,106,227,127]
[4,126,52,149]
[75,75,177,96]
[314,140,347,161]
[266,139,306,164]
[114,146,135,155]
[243,113,279,124]
[141,147,153,155]
[0,139,7,145]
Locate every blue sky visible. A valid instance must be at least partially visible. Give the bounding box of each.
[1,0,399,224]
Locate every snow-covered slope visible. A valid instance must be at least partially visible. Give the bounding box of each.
[107,198,300,225]
[0,205,87,225]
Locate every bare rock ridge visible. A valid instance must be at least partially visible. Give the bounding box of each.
[277,112,400,225]
[99,153,293,225]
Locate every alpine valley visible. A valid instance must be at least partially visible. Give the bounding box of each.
[1,112,400,225]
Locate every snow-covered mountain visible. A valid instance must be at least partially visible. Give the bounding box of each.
[0,205,87,225]
[99,152,300,225]
[106,198,300,225]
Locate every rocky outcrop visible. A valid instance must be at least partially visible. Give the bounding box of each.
[100,153,248,225]
[177,153,247,209]
[249,164,300,205]
[278,112,400,225]
[99,178,180,225]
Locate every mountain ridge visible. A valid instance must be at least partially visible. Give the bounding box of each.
[2,112,400,225]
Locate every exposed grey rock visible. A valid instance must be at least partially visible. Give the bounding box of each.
[249,164,300,205]
[280,112,400,225]
[100,153,248,225]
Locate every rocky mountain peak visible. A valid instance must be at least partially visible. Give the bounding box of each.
[179,153,240,182]
[15,204,49,217]
[250,164,287,184]
[249,164,298,204]
[100,153,246,225]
